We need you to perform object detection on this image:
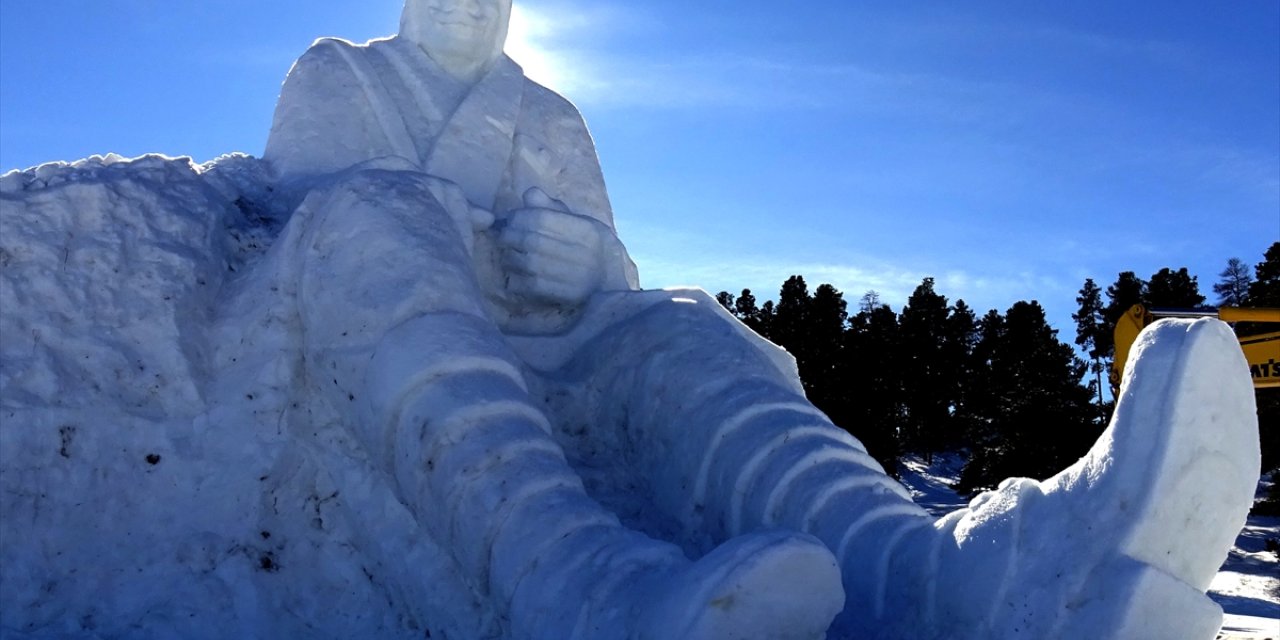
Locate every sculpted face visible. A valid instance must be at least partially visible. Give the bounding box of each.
[401,0,513,77]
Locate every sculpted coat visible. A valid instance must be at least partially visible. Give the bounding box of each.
[266,37,617,230]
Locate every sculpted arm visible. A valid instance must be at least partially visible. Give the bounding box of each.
[265,39,413,183]
[494,86,639,315]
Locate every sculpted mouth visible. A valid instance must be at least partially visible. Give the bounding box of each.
[435,19,485,30]
[428,9,487,27]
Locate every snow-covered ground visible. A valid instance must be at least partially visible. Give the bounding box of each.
[899,453,1280,639]
[1210,474,1280,639]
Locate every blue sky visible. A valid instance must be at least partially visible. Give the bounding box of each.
[2,1,1277,334]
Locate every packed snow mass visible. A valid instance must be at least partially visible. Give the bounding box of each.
[0,1,1262,639]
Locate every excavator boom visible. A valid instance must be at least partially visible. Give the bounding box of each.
[1111,305,1280,392]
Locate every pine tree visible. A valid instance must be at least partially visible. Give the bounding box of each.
[715,291,735,311]
[899,278,952,461]
[1248,242,1280,307]
[734,289,757,317]
[811,284,849,336]
[771,276,812,362]
[1245,243,1280,477]
[734,289,767,335]
[1146,267,1205,309]
[858,290,882,315]
[943,300,979,450]
[757,300,777,340]
[957,302,1097,494]
[1213,258,1253,307]
[958,309,1006,488]
[845,304,905,475]
[1073,278,1108,417]
[803,283,850,406]
[1102,271,1147,360]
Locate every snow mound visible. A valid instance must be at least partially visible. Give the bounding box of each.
[0,155,493,639]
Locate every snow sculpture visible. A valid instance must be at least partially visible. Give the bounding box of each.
[0,0,1260,638]
[256,1,1262,637]
[262,1,849,637]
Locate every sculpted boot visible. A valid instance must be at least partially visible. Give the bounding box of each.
[856,318,1259,640]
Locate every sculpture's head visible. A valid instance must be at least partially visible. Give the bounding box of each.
[401,0,512,79]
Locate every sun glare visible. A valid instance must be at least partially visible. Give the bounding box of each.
[505,5,567,92]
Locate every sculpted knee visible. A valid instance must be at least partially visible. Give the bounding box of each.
[364,313,529,433]
[617,290,800,386]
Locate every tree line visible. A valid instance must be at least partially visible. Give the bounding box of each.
[715,242,1279,497]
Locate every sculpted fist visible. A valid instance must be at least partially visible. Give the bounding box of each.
[497,188,609,308]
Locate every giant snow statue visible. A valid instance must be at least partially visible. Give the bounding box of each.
[258,0,1262,638]
[0,0,1260,638]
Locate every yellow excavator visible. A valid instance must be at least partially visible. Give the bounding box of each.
[1111,305,1280,393]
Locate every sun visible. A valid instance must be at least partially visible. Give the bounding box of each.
[505,4,569,92]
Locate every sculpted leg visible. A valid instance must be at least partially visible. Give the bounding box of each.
[553,294,927,624]
[886,317,1259,640]
[553,291,1258,639]
[289,172,842,639]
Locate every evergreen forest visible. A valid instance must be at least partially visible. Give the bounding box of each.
[714,242,1280,510]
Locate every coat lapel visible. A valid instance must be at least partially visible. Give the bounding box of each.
[423,56,525,211]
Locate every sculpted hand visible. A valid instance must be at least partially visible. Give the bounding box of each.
[497,188,608,307]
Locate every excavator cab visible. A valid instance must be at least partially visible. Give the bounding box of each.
[1110,305,1280,394]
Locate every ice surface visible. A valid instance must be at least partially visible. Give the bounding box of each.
[0,1,1262,639]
